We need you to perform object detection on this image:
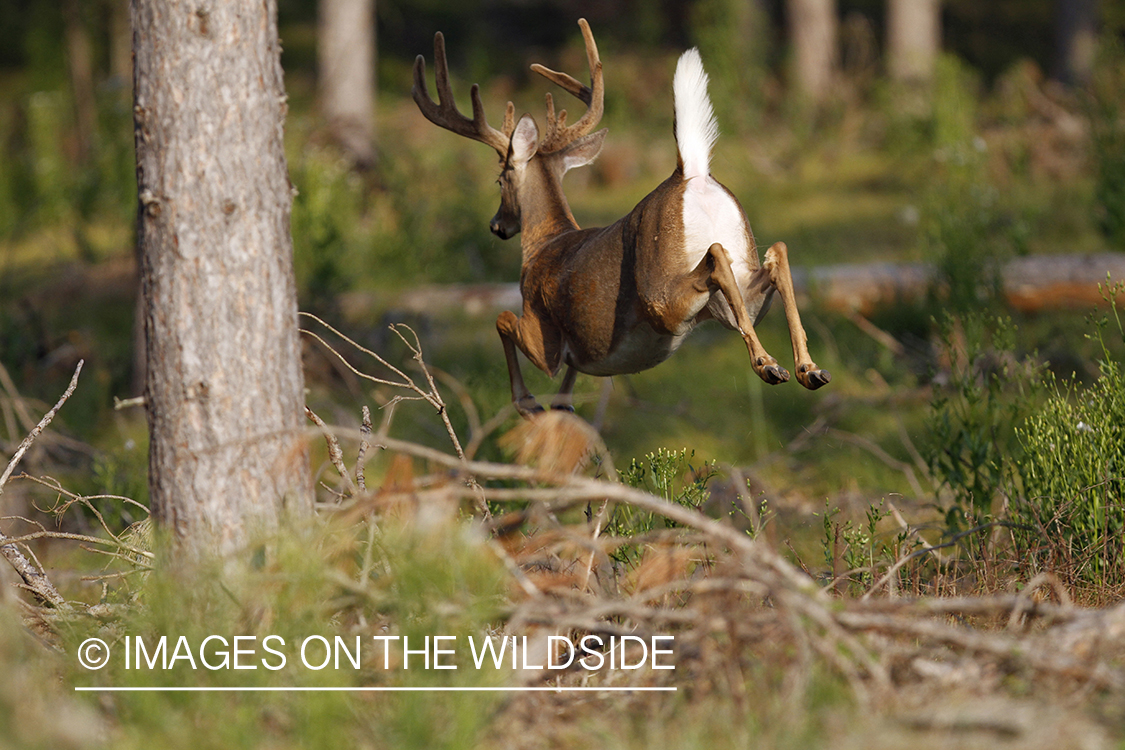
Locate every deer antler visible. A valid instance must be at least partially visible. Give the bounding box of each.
[412,32,515,158]
[532,18,605,154]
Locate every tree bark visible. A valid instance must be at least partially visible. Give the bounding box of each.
[787,0,838,104]
[318,0,376,169]
[132,0,313,558]
[887,0,942,85]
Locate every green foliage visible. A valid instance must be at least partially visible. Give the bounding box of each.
[289,148,363,309]
[86,440,150,526]
[819,499,918,595]
[378,143,516,284]
[622,447,717,509]
[609,448,717,564]
[52,517,509,750]
[924,314,1042,527]
[689,0,769,134]
[932,54,981,150]
[920,291,1125,588]
[923,57,1033,311]
[1014,283,1125,584]
[0,78,135,245]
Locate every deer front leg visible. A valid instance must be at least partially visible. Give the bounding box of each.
[762,242,831,390]
[497,310,564,417]
[701,243,790,385]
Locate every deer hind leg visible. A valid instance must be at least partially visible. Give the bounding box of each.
[550,366,579,412]
[497,309,563,417]
[699,243,790,386]
[762,242,830,390]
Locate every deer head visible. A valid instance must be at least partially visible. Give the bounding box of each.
[412,19,608,243]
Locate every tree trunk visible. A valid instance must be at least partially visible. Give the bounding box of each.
[787,0,838,104]
[1053,0,1099,86]
[132,0,313,558]
[318,0,376,169]
[886,0,941,85]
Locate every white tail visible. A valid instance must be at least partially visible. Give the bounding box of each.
[673,48,718,184]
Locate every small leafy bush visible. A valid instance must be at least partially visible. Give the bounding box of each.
[924,313,1042,527]
[1014,284,1125,585]
[609,447,717,564]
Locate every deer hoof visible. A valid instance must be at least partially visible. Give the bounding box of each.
[551,404,576,414]
[515,397,546,419]
[760,364,790,385]
[797,366,831,390]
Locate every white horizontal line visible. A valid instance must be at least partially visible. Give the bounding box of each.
[74,686,677,693]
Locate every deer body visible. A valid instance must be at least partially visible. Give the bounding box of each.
[414,21,829,416]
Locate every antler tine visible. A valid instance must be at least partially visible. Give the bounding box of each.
[412,32,513,157]
[531,66,593,106]
[532,18,604,153]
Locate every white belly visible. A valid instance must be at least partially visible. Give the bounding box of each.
[571,324,689,377]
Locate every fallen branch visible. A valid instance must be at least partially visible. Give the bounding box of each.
[341,428,1125,699]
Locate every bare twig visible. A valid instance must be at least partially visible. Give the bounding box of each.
[1006,571,1072,630]
[0,360,83,608]
[356,405,372,492]
[0,361,83,495]
[386,323,467,460]
[299,314,491,520]
[305,406,357,498]
[845,310,906,355]
[0,530,152,562]
[862,521,1034,600]
[113,396,146,411]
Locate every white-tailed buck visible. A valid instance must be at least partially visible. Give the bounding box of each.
[413,19,830,417]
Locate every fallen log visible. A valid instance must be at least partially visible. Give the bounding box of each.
[368,252,1125,319]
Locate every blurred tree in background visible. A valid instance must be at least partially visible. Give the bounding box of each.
[318,0,377,168]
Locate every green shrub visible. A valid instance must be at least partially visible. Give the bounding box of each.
[1014,283,1125,584]
[923,55,1032,311]
[924,313,1042,527]
[609,448,717,564]
[289,148,362,308]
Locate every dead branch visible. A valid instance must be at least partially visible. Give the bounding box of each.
[305,405,357,498]
[356,406,372,492]
[0,360,83,608]
[339,428,1125,700]
[299,313,467,459]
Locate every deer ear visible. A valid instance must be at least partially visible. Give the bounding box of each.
[560,128,607,173]
[509,115,539,166]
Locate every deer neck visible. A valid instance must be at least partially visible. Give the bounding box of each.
[517,159,581,257]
